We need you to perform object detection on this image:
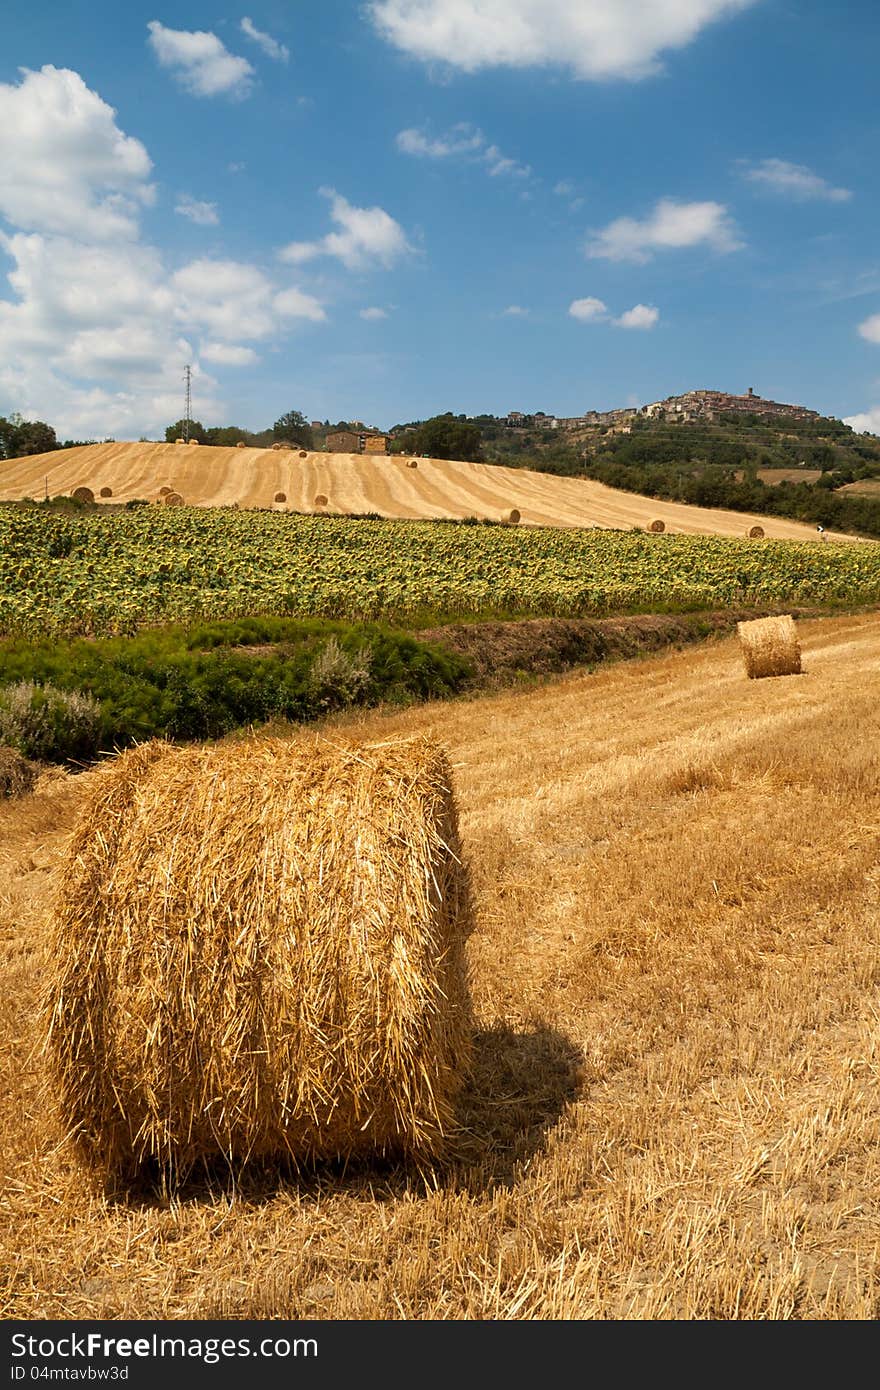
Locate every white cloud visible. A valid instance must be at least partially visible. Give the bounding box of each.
[858,313,880,344]
[240,17,290,63]
[587,197,743,262]
[740,158,852,203]
[501,304,529,317]
[278,189,411,272]
[175,194,220,226]
[396,123,530,180]
[368,0,756,81]
[613,303,659,330]
[360,306,388,319]
[0,67,153,241]
[147,21,255,98]
[200,341,259,366]
[396,124,484,157]
[843,408,880,435]
[554,180,575,196]
[569,296,607,322]
[274,286,327,322]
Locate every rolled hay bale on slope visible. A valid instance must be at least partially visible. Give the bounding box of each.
[99,486,113,499]
[162,492,184,507]
[648,519,665,533]
[504,508,521,525]
[175,438,185,445]
[72,487,94,504]
[236,441,246,448]
[274,491,287,503]
[187,439,200,447]
[314,493,328,507]
[158,486,173,497]
[299,450,308,458]
[407,459,419,469]
[737,614,802,680]
[747,525,765,539]
[45,736,472,1185]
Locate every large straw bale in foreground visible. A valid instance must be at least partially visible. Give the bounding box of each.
[46,736,472,1182]
[737,614,802,679]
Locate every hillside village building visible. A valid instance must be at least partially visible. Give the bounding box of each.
[326,430,391,454]
[551,388,821,433]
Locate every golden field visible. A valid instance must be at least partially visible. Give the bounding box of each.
[0,441,856,540]
[2,611,880,1319]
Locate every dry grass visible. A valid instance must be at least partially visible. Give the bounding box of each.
[738,614,802,679]
[0,747,38,799]
[3,613,880,1318]
[46,737,472,1188]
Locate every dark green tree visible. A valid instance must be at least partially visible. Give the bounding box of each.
[164,419,208,444]
[400,413,483,462]
[0,413,58,458]
[273,410,313,448]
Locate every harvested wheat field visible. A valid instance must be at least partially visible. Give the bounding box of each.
[3,611,880,1318]
[0,441,856,540]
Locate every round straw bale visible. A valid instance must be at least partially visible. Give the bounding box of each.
[187,439,200,446]
[236,441,246,448]
[314,493,328,507]
[737,614,801,680]
[299,450,308,458]
[99,486,113,499]
[274,491,287,503]
[72,486,94,504]
[271,442,284,450]
[407,459,418,469]
[648,518,665,533]
[45,735,472,1184]
[747,525,765,539]
[504,508,521,525]
[158,486,173,496]
[162,492,184,507]
[175,438,185,445]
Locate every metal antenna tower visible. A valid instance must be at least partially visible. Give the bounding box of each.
[183,364,192,442]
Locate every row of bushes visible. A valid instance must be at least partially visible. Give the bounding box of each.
[0,617,470,764]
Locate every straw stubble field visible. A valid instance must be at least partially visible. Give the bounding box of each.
[2,612,880,1319]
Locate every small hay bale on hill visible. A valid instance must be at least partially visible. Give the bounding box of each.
[407,459,418,469]
[72,487,94,505]
[274,491,287,504]
[187,439,200,447]
[45,735,472,1184]
[162,492,184,507]
[0,747,38,799]
[99,486,113,499]
[236,441,246,448]
[175,438,185,445]
[737,614,802,680]
[504,508,521,525]
[158,486,173,496]
[747,525,765,539]
[299,450,308,458]
[314,493,328,507]
[648,519,665,533]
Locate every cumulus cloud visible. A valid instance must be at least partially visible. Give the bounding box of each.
[501,305,529,317]
[278,189,411,271]
[858,313,880,344]
[172,260,326,340]
[613,303,659,330]
[147,21,255,98]
[240,17,290,63]
[587,197,743,262]
[360,306,388,319]
[199,341,259,366]
[175,194,220,226]
[368,0,756,81]
[0,66,153,241]
[844,408,880,435]
[568,296,608,322]
[739,158,852,203]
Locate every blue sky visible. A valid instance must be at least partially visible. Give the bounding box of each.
[1,0,879,439]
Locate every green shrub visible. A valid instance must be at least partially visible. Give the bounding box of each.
[0,681,103,763]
